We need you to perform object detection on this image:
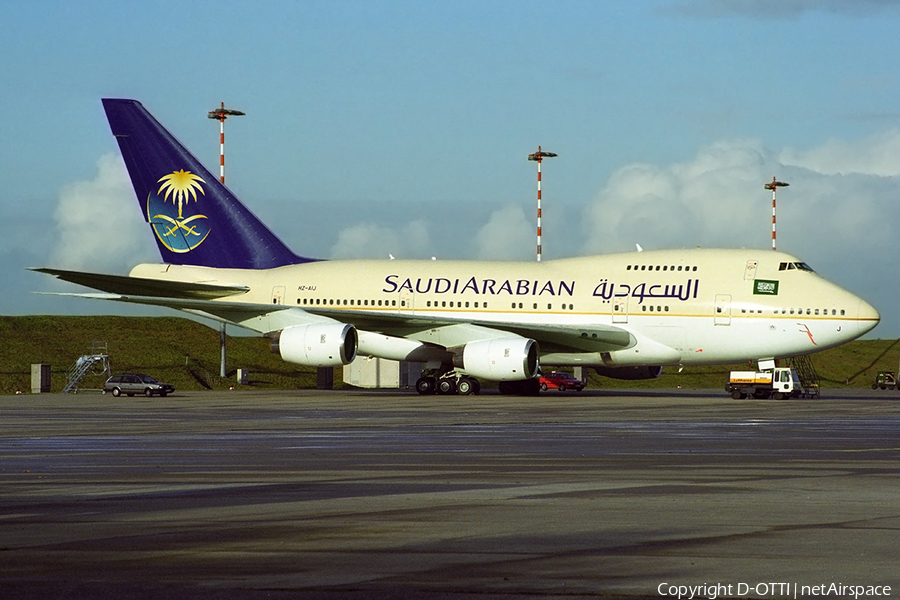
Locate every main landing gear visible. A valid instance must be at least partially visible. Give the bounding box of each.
[415,371,481,396]
[415,372,541,396]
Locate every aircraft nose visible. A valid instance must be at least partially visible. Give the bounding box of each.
[856,298,880,337]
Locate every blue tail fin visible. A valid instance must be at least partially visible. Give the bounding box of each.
[102,98,314,269]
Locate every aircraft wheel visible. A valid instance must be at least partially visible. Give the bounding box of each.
[437,378,457,395]
[457,377,477,395]
[415,377,436,395]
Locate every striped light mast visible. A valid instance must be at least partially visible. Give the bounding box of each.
[528,146,557,262]
[207,102,245,379]
[207,102,245,184]
[765,177,789,251]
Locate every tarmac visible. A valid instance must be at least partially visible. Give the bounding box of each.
[1,387,899,600]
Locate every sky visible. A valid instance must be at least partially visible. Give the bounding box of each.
[2,0,899,338]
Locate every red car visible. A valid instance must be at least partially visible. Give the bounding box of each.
[539,371,584,392]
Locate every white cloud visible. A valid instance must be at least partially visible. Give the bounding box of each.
[780,129,900,176]
[582,140,773,254]
[474,205,534,261]
[329,219,432,259]
[50,153,156,273]
[663,0,900,19]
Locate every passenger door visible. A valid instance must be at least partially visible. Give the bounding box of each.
[714,294,732,325]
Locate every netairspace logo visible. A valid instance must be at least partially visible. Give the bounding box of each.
[657,582,893,600]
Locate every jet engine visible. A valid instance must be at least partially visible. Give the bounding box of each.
[271,323,358,367]
[594,365,663,380]
[454,337,539,381]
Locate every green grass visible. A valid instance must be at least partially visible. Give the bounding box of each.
[0,316,319,395]
[1,315,896,395]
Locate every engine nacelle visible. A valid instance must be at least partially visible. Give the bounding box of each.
[456,337,539,381]
[272,323,358,367]
[594,365,663,380]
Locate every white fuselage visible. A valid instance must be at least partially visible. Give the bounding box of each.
[131,248,879,368]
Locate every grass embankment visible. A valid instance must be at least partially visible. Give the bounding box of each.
[0,315,897,394]
[0,316,319,395]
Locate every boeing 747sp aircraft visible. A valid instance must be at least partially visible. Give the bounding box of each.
[36,99,880,394]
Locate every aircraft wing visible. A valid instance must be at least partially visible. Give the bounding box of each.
[32,268,250,299]
[339,310,634,353]
[38,284,634,354]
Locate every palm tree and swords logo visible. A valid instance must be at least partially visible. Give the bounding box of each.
[147,169,210,253]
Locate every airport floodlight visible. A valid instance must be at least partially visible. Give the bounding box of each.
[764,177,789,251]
[207,102,245,184]
[527,146,557,262]
[207,102,244,376]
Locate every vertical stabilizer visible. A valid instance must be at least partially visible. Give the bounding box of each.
[102,98,313,269]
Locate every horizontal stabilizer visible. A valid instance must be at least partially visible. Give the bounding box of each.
[32,268,249,300]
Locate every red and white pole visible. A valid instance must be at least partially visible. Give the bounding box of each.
[528,146,557,262]
[537,152,543,261]
[764,177,789,251]
[207,102,245,185]
[219,108,226,183]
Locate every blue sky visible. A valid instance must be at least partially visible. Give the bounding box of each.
[2,0,900,337]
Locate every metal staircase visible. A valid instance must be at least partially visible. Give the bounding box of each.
[64,341,111,393]
[786,355,820,398]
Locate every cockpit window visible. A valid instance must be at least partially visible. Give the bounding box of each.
[779,261,815,272]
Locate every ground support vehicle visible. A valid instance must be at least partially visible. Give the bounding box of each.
[726,367,800,400]
[872,371,897,390]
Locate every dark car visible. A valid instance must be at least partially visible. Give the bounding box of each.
[539,371,585,392]
[103,374,175,397]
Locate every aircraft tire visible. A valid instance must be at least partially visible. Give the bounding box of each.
[457,378,477,395]
[415,377,436,395]
[437,378,457,395]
